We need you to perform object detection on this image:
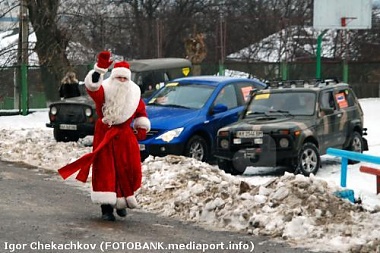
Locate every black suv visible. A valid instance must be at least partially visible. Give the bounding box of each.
[215,79,368,176]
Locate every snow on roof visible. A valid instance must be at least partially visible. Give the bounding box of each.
[227,26,340,63]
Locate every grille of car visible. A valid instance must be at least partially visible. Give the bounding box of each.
[57,105,87,123]
[232,134,271,149]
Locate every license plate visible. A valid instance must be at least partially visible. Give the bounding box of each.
[59,124,77,130]
[236,130,263,138]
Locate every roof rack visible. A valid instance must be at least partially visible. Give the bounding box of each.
[266,77,340,89]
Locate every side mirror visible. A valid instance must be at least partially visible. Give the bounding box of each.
[212,103,228,114]
[320,107,334,115]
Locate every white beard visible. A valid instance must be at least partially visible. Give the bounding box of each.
[102,79,131,126]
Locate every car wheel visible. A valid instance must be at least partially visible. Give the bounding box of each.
[53,128,79,142]
[184,135,209,162]
[217,159,244,175]
[296,142,320,176]
[346,131,363,164]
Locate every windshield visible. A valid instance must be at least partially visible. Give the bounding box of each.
[245,92,316,116]
[147,82,214,109]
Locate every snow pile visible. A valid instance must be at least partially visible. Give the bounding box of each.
[1,111,380,252]
[140,155,380,253]
[0,129,91,168]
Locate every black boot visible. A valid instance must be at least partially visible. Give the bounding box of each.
[101,204,115,221]
[116,208,127,217]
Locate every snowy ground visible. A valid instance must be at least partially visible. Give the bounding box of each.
[0,98,380,253]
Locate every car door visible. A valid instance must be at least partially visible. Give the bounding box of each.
[207,82,256,149]
[334,88,357,146]
[318,89,345,149]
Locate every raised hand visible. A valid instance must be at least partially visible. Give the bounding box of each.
[95,51,113,73]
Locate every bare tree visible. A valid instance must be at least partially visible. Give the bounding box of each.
[2,0,380,88]
[26,0,71,102]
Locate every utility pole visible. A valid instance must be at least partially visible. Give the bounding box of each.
[218,17,226,76]
[316,30,328,79]
[17,0,29,115]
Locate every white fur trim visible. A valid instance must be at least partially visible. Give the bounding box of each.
[94,64,108,74]
[110,67,131,80]
[126,196,139,209]
[115,197,127,209]
[134,117,151,132]
[91,191,117,205]
[84,69,104,91]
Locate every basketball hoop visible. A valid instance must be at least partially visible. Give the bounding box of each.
[341,17,357,27]
[313,0,371,30]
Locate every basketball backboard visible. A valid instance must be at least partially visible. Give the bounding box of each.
[313,0,372,30]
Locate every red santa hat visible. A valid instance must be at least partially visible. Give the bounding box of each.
[110,61,131,80]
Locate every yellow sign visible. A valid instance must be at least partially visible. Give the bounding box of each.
[182,67,190,76]
[254,94,270,100]
[165,82,179,87]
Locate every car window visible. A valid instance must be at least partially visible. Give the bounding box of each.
[214,84,237,109]
[246,92,316,116]
[345,89,356,107]
[235,82,257,104]
[147,83,214,109]
[298,93,316,114]
[335,89,355,108]
[320,91,336,110]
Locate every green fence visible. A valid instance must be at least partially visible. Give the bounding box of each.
[1,61,379,111]
[223,60,380,98]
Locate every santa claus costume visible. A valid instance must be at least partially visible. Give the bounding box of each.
[58,51,150,221]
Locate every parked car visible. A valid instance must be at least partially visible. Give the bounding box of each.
[139,75,267,162]
[214,79,368,176]
[46,58,192,142]
[130,58,192,98]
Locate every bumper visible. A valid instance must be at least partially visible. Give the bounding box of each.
[215,147,296,167]
[140,142,186,158]
[46,122,94,137]
[363,137,369,151]
[216,133,299,167]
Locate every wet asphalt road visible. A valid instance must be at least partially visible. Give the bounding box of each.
[0,160,330,253]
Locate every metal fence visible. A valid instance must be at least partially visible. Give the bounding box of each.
[0,65,90,110]
[223,61,380,98]
[1,61,379,110]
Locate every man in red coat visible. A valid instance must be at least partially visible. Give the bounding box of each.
[58,51,150,221]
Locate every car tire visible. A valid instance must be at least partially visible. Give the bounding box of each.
[184,135,209,162]
[296,142,321,176]
[53,128,79,142]
[346,131,363,164]
[217,159,244,175]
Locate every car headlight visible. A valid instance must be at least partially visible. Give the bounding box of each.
[85,108,92,117]
[156,127,184,142]
[220,139,229,149]
[279,138,289,148]
[50,106,57,115]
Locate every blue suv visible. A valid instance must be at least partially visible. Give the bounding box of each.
[139,75,267,162]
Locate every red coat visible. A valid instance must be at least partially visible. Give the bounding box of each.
[59,73,150,209]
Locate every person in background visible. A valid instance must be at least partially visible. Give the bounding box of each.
[58,51,150,221]
[59,71,81,99]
